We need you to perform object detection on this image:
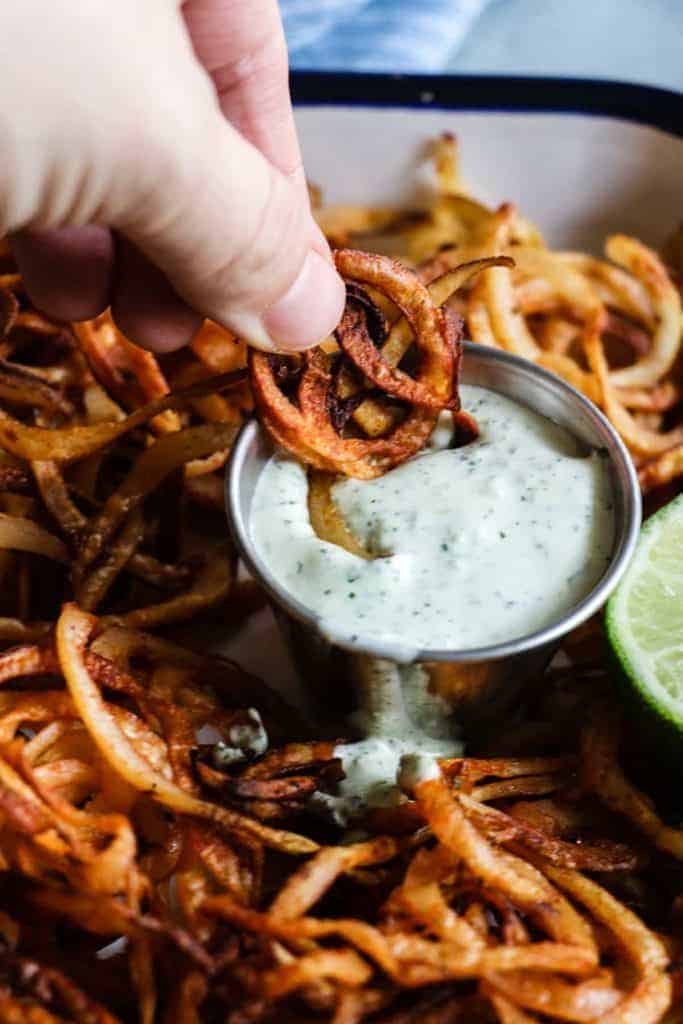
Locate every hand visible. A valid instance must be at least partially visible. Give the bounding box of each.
[0,0,345,352]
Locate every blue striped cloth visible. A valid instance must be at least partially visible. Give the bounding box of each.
[282,0,494,72]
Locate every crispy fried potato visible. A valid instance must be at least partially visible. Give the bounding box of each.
[0,135,678,1024]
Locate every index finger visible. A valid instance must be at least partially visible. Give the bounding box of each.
[183,0,302,179]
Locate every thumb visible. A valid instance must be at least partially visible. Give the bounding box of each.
[114,104,345,353]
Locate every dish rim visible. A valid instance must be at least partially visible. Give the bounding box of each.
[291,71,682,138]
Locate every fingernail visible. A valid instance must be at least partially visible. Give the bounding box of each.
[260,249,346,352]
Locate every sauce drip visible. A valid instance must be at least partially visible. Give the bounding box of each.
[314,657,463,824]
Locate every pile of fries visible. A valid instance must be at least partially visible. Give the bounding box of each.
[251,247,492,478]
[0,137,680,1022]
[314,135,683,496]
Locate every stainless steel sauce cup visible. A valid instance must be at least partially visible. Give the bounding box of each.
[226,344,641,737]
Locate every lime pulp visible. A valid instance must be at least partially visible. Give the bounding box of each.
[606,493,683,733]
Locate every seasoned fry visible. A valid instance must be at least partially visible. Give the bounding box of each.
[252,250,507,480]
[605,235,682,387]
[76,507,145,611]
[75,420,239,577]
[251,250,455,479]
[31,459,87,545]
[0,368,246,462]
[308,470,382,558]
[102,547,234,628]
[336,290,455,412]
[413,774,598,952]
[74,313,180,434]
[485,974,622,1022]
[458,793,638,870]
[57,603,317,854]
[0,287,19,337]
[639,444,683,491]
[385,255,512,361]
[583,309,683,456]
[581,709,683,858]
[269,837,400,918]
[347,256,510,435]
[0,512,68,562]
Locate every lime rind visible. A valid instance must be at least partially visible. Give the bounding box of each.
[606,493,683,732]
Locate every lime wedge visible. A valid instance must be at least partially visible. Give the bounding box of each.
[606,493,683,735]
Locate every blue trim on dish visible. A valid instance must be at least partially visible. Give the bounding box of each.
[290,72,682,137]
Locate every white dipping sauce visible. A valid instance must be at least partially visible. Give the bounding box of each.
[250,385,615,653]
[312,659,463,825]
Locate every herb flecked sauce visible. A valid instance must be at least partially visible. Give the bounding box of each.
[251,385,615,652]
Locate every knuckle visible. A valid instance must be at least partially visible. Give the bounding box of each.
[201,166,310,314]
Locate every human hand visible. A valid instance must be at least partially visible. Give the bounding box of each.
[0,0,345,352]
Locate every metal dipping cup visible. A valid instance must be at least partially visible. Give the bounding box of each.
[226,344,641,737]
